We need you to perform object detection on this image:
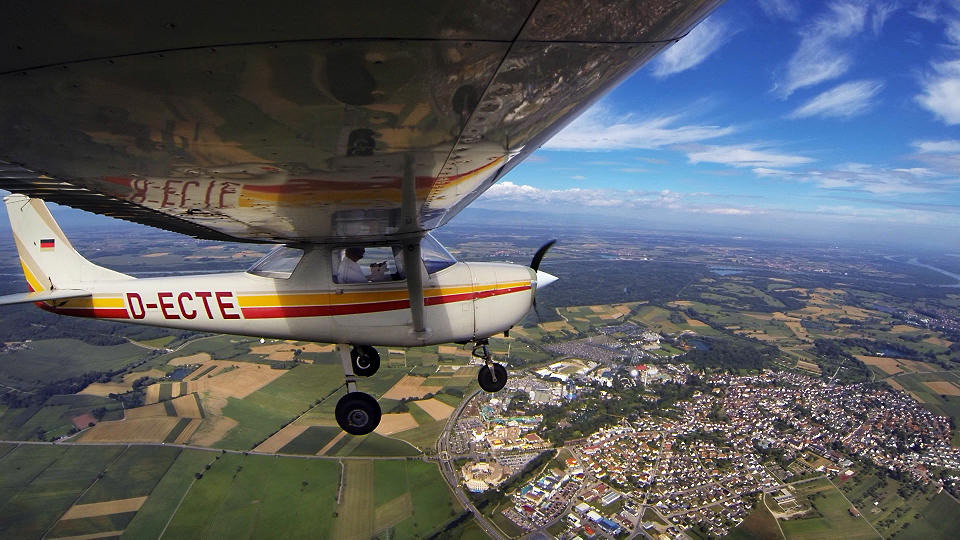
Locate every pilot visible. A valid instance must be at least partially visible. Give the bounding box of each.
[337,247,368,283]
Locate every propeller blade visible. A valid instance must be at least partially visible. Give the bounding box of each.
[531,240,557,323]
[530,239,556,272]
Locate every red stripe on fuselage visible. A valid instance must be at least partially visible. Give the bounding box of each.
[37,304,130,319]
[242,285,531,319]
[240,305,332,319]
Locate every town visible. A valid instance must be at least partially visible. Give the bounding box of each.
[448,365,959,539]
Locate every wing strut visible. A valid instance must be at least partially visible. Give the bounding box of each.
[399,154,431,341]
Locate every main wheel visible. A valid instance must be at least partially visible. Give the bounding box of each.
[335,392,381,435]
[350,345,380,377]
[478,363,508,393]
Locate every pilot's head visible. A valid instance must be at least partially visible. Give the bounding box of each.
[345,247,365,261]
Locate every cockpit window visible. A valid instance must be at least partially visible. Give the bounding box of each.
[331,235,456,284]
[247,246,304,279]
[421,233,456,274]
[332,246,398,284]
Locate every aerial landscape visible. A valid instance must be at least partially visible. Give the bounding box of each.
[0,218,957,540]
[1,0,959,539]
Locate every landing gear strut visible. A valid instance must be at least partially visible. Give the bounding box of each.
[335,344,382,435]
[473,340,508,393]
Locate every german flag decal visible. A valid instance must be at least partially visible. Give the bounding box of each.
[40,239,55,250]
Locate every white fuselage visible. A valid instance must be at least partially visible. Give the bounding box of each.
[41,249,537,347]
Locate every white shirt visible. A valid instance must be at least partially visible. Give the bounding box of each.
[337,257,366,283]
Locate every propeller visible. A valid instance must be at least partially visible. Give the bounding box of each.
[530,239,558,320]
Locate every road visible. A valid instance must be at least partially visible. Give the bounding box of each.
[436,388,508,540]
[0,438,416,460]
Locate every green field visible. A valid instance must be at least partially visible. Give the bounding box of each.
[214,364,346,450]
[781,478,878,540]
[0,444,127,539]
[890,372,960,444]
[279,425,342,455]
[728,504,782,540]
[334,432,420,457]
[391,414,448,451]
[0,441,460,540]
[81,445,183,503]
[0,339,146,382]
[890,492,960,540]
[839,465,960,539]
[123,448,217,540]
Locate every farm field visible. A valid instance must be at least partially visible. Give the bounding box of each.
[0,443,458,540]
[0,339,147,382]
[727,505,781,540]
[78,394,203,444]
[836,461,960,539]
[880,371,960,444]
[780,478,878,540]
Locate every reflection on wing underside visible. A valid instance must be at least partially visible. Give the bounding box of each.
[0,0,724,243]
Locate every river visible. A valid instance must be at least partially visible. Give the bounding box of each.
[906,258,960,287]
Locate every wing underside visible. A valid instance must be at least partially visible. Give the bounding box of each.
[0,0,723,243]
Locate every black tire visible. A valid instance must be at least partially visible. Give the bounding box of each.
[335,392,381,436]
[350,345,380,377]
[477,363,508,393]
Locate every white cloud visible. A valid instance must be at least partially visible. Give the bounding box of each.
[752,167,800,177]
[801,163,948,195]
[776,1,869,98]
[909,140,960,174]
[912,0,941,23]
[871,1,899,35]
[916,59,960,124]
[787,79,884,118]
[892,167,937,177]
[652,18,733,78]
[705,207,757,215]
[758,0,800,21]
[912,139,960,153]
[479,182,770,218]
[543,106,734,151]
[480,181,708,208]
[684,144,815,168]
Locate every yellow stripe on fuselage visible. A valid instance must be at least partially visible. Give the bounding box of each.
[57,296,125,309]
[235,280,530,308]
[236,293,328,308]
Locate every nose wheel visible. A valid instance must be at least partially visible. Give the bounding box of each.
[473,340,508,393]
[350,345,380,377]
[335,344,383,435]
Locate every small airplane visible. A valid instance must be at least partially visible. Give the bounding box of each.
[0,1,721,434]
[0,194,557,434]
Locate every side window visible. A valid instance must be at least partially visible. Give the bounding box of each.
[332,246,399,284]
[247,246,303,279]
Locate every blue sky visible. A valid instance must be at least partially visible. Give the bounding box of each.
[477,0,960,250]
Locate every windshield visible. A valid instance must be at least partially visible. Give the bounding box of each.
[247,245,304,279]
[421,233,457,274]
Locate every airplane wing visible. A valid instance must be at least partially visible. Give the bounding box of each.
[0,1,723,244]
